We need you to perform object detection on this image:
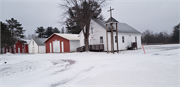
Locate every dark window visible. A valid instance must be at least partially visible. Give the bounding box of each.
[135,36,137,42]
[122,36,124,43]
[84,39,85,44]
[115,36,117,43]
[100,36,103,43]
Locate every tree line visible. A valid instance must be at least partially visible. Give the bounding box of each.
[34,26,66,38]
[141,23,179,44]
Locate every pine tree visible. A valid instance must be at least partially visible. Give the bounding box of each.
[172,23,179,43]
[6,18,25,40]
[45,27,54,37]
[35,26,46,38]
[1,21,13,47]
[53,27,60,33]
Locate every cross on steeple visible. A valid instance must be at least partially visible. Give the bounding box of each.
[108,7,114,17]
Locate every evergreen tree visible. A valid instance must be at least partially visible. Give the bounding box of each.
[35,26,46,38]
[53,27,60,33]
[45,27,54,37]
[6,18,25,40]
[1,21,13,47]
[172,23,179,43]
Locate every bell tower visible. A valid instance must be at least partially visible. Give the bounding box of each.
[105,7,119,54]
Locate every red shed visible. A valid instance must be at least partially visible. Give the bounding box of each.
[14,40,30,53]
[14,41,23,53]
[44,33,80,53]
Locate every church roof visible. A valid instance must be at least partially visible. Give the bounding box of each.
[105,17,118,24]
[92,19,141,34]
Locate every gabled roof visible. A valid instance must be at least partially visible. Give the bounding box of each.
[54,33,79,40]
[44,33,79,43]
[92,19,141,34]
[105,17,119,24]
[33,38,47,46]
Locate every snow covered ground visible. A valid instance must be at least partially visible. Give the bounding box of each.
[0,44,179,87]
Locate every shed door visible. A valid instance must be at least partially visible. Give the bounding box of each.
[6,48,8,53]
[61,42,64,53]
[18,47,20,53]
[53,41,60,53]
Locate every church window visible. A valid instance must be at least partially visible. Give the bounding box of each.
[100,36,103,43]
[122,36,124,43]
[115,36,117,43]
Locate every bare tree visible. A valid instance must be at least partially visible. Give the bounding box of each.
[26,34,37,40]
[61,0,106,51]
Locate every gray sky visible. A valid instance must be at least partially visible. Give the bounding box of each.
[1,0,179,36]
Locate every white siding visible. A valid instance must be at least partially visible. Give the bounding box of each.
[79,20,142,52]
[70,40,80,52]
[28,39,38,54]
[39,46,46,53]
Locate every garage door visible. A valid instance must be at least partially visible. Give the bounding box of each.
[53,40,60,53]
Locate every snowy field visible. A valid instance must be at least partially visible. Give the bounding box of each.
[0,44,180,87]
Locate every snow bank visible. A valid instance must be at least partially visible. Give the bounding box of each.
[0,44,179,87]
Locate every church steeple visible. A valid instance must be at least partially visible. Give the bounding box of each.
[105,7,119,54]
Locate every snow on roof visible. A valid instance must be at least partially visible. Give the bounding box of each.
[23,40,31,44]
[92,19,141,34]
[20,39,31,44]
[44,33,79,43]
[54,33,79,40]
[33,38,47,46]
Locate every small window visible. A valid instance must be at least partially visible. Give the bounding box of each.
[91,27,93,34]
[84,39,85,44]
[135,36,137,42]
[122,36,124,43]
[100,36,103,43]
[115,36,117,43]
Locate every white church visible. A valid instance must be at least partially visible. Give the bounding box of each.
[79,17,142,52]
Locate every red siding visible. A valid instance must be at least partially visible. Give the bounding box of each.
[15,41,23,53]
[4,46,9,53]
[45,34,70,53]
[24,44,29,53]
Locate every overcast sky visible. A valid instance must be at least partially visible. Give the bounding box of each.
[1,0,179,36]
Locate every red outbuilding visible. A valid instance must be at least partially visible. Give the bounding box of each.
[44,33,80,53]
[2,40,30,54]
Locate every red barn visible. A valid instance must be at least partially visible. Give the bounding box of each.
[44,33,80,53]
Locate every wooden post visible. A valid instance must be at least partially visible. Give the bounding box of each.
[116,23,119,53]
[106,24,109,53]
[110,23,114,54]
